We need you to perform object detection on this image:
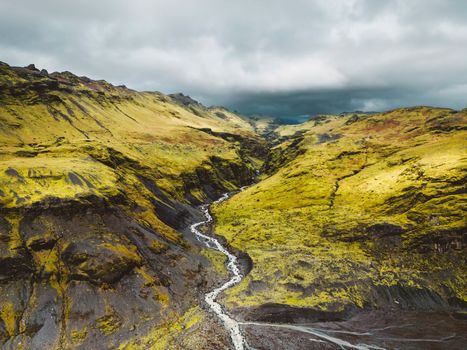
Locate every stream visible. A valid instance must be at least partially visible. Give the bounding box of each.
[190,192,383,350]
[190,192,248,350]
[190,192,464,350]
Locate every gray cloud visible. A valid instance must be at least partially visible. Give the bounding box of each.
[1,0,466,117]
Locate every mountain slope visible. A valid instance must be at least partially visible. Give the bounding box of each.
[1,61,466,349]
[213,107,466,318]
[0,62,266,349]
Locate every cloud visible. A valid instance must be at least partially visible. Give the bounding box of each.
[0,0,466,117]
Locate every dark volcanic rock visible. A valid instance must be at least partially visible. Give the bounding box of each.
[62,238,141,285]
[169,93,204,107]
[317,133,342,144]
[26,64,39,71]
[138,175,196,229]
[0,217,33,278]
[369,285,449,310]
[234,303,354,323]
[0,203,211,349]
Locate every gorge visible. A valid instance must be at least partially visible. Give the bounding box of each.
[0,61,465,349]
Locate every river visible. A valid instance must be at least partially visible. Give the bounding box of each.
[190,192,464,350]
[190,192,248,350]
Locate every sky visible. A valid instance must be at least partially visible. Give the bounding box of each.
[1,0,466,118]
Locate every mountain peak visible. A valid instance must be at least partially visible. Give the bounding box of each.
[168,92,204,108]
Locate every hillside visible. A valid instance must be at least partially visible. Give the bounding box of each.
[1,61,466,350]
[0,62,266,349]
[213,107,466,320]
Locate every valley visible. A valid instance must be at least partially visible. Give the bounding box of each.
[0,62,465,349]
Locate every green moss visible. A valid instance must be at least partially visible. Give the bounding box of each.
[148,239,169,254]
[70,327,88,342]
[0,62,265,349]
[0,302,17,337]
[96,309,122,336]
[0,63,263,254]
[0,157,119,208]
[213,107,467,311]
[200,249,228,278]
[98,242,142,265]
[118,307,205,350]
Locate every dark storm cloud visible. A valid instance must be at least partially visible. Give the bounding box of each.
[1,0,466,117]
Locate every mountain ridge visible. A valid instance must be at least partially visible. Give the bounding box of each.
[0,61,265,349]
[0,61,465,349]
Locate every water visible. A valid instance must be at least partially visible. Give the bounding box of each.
[190,193,247,350]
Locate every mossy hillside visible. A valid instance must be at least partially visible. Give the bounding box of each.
[0,62,262,198]
[213,107,466,312]
[0,62,265,349]
[117,306,216,350]
[248,116,280,135]
[0,61,266,239]
[200,248,229,279]
[0,156,119,208]
[0,96,250,185]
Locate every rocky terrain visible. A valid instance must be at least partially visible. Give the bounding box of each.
[0,62,266,349]
[0,61,465,349]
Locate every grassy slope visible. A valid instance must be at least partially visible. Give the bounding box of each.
[0,63,258,202]
[0,62,264,232]
[0,62,262,349]
[213,107,466,313]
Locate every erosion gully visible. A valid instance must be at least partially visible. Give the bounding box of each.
[191,190,462,350]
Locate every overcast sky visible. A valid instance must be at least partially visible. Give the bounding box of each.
[1,0,466,117]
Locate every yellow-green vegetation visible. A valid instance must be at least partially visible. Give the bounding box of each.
[0,62,262,213]
[200,248,229,278]
[2,61,465,348]
[0,157,119,208]
[118,307,205,350]
[0,61,262,275]
[70,327,88,343]
[0,62,264,348]
[96,312,123,336]
[0,302,17,337]
[213,107,467,312]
